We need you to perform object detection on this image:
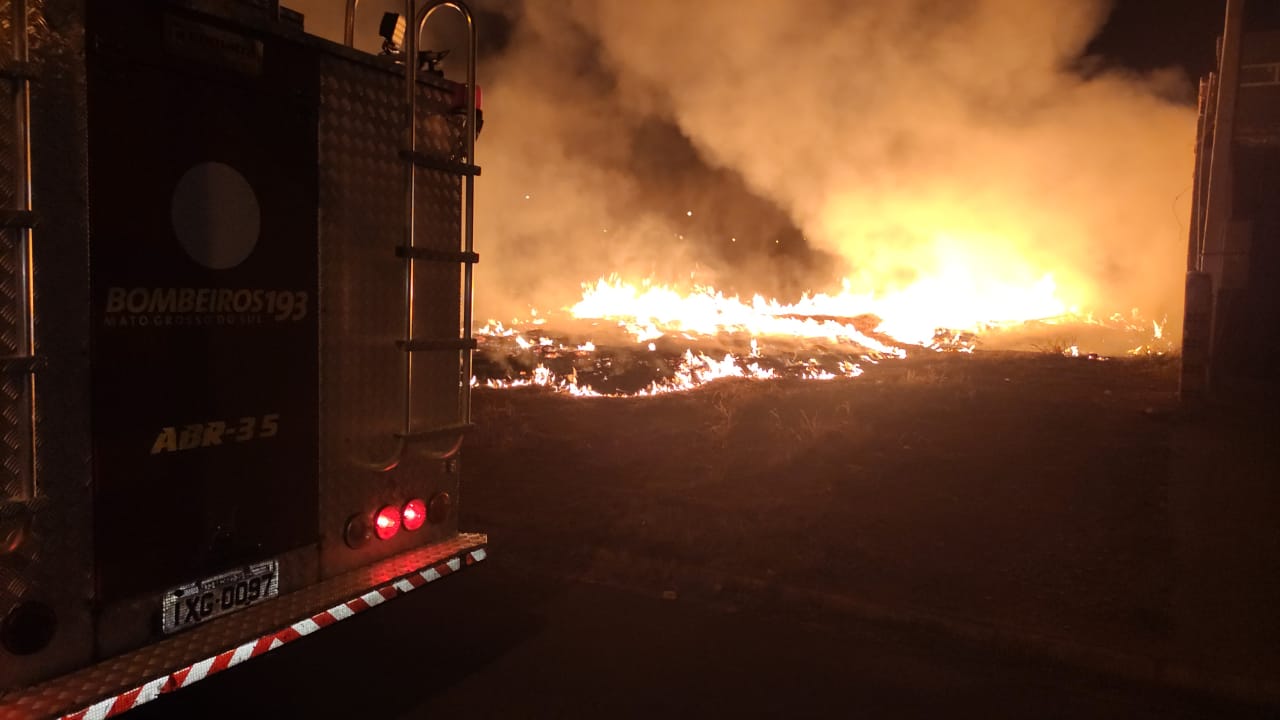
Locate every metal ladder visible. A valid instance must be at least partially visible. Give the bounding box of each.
[346,1,480,471]
[0,0,37,499]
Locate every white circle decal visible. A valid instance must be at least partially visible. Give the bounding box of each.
[171,162,261,270]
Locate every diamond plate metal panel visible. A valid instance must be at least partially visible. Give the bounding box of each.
[0,0,28,501]
[0,0,95,693]
[316,53,468,580]
[0,228,27,501]
[0,0,24,213]
[411,110,467,436]
[0,95,15,210]
[411,89,467,441]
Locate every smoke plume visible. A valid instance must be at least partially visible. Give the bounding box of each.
[294,0,1197,326]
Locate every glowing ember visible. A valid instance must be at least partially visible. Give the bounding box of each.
[481,350,866,397]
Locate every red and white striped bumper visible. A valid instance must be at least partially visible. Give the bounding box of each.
[0,538,487,720]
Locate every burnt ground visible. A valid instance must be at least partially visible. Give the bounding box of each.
[463,352,1280,704]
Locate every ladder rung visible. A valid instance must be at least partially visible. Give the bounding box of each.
[0,355,39,373]
[397,338,478,352]
[395,246,479,264]
[0,210,37,229]
[399,150,482,177]
[0,62,37,81]
[395,423,475,442]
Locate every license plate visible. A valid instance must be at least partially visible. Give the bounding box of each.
[161,559,279,634]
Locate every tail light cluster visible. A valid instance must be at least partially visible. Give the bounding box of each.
[345,494,450,549]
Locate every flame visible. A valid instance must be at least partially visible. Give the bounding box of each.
[570,278,899,353]
[478,268,1169,396]
[569,272,1070,348]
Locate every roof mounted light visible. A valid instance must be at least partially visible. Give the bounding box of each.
[379,12,406,55]
[419,49,448,77]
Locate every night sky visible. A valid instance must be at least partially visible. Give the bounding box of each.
[1090,0,1226,76]
[299,1,1234,78]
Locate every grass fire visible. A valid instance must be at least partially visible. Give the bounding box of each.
[471,0,1192,351]
[476,275,1172,395]
[440,0,1192,396]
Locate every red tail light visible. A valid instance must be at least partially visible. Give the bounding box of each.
[402,499,426,531]
[374,506,401,540]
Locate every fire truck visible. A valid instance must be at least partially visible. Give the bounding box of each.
[0,0,485,716]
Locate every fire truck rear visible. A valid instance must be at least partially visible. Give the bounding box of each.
[0,1,485,716]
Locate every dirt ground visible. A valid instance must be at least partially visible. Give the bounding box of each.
[463,352,1280,702]
[134,567,1273,719]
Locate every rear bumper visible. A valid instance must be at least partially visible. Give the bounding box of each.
[0,533,487,720]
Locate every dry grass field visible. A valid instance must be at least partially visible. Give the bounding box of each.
[463,351,1280,700]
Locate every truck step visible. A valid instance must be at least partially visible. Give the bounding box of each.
[0,210,37,229]
[0,61,37,81]
[395,246,479,264]
[395,422,474,442]
[0,535,488,720]
[396,338,478,352]
[399,149,481,177]
[0,355,40,373]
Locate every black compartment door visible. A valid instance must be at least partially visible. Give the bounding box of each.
[88,4,319,602]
